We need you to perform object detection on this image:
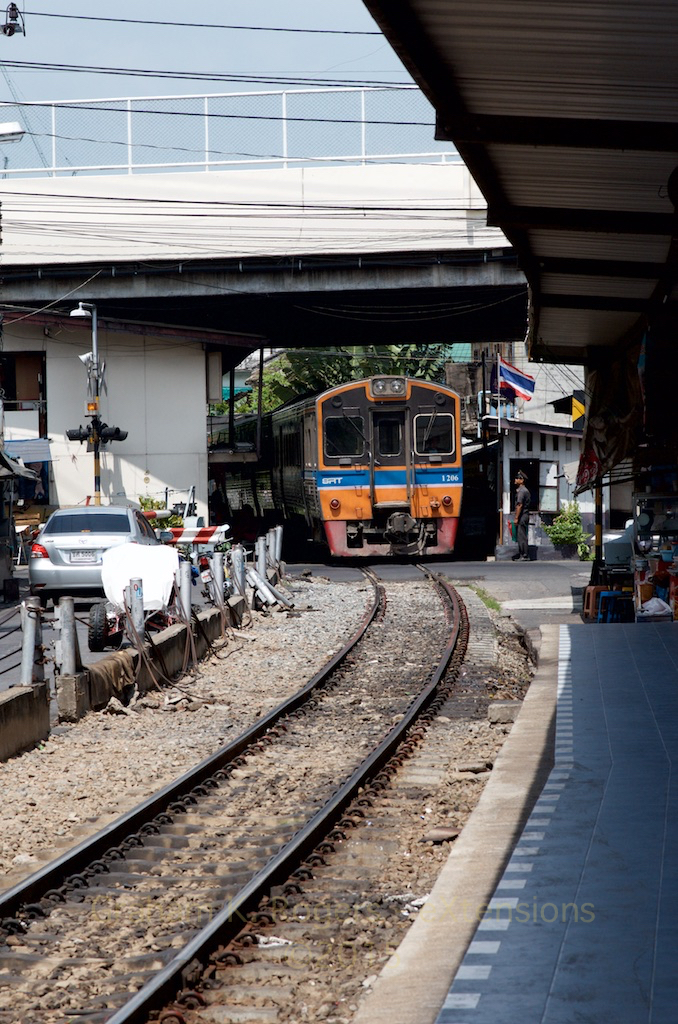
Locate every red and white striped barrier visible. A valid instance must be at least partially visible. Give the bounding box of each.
[166,525,229,548]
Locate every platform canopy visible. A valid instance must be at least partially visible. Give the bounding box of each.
[364,0,678,367]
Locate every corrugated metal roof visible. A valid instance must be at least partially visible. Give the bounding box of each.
[364,0,678,364]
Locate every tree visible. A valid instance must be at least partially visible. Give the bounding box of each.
[237,345,452,413]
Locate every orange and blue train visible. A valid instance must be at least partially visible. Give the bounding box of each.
[269,376,463,557]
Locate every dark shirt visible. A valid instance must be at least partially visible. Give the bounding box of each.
[516,483,530,519]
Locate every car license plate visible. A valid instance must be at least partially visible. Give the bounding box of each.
[70,550,96,563]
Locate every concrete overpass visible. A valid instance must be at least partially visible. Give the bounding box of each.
[0,163,527,367]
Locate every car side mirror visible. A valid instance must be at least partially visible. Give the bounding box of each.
[158,530,175,543]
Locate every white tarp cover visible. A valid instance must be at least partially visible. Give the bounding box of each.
[101,543,179,612]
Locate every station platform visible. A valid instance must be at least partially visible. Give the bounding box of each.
[354,622,678,1024]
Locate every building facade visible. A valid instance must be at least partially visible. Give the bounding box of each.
[1,315,212,520]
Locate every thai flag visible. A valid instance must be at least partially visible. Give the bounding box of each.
[498,357,535,401]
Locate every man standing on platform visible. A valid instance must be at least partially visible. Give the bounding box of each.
[512,470,531,561]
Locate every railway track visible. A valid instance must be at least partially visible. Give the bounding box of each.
[0,570,470,1024]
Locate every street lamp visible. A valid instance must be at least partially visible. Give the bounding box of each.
[0,121,24,143]
[1,4,25,37]
[69,302,101,505]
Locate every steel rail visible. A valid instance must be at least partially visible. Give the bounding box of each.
[105,576,465,1024]
[0,572,381,922]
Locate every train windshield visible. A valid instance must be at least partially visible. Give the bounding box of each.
[414,413,455,456]
[324,414,365,458]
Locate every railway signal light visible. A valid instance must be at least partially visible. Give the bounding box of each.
[66,421,128,445]
[99,424,128,443]
[66,425,90,443]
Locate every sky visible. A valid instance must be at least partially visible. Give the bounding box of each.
[0,1,412,103]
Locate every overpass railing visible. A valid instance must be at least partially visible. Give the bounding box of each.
[0,86,460,178]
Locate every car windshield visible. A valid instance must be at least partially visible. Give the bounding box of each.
[43,513,131,535]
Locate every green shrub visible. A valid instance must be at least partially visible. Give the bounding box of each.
[542,501,592,560]
[138,495,184,529]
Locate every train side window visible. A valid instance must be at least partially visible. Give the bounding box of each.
[281,424,301,468]
[324,415,365,458]
[304,416,314,467]
[414,413,455,456]
[377,418,402,457]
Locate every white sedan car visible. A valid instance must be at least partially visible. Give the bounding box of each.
[28,505,165,606]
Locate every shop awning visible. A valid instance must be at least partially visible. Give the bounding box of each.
[221,386,252,402]
[3,438,52,463]
[0,448,38,480]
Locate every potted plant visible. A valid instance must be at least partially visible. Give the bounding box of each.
[542,501,592,560]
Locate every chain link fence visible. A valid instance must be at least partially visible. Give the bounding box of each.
[0,86,459,177]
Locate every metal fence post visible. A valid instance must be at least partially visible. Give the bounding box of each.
[273,525,283,567]
[266,529,276,570]
[246,567,276,606]
[20,597,43,685]
[230,544,246,596]
[256,535,267,580]
[212,551,225,606]
[246,567,294,609]
[130,577,145,636]
[179,559,193,620]
[59,596,78,677]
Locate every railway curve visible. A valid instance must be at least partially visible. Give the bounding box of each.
[0,571,476,1024]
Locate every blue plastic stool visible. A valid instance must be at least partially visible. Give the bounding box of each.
[597,591,620,623]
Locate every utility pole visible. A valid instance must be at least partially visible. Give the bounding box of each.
[69,302,101,504]
[67,303,127,504]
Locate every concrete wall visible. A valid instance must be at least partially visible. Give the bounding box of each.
[57,607,226,725]
[0,683,50,761]
[2,323,209,519]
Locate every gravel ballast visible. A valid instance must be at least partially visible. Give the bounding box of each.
[0,575,370,892]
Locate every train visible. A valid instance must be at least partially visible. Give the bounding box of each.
[261,375,463,558]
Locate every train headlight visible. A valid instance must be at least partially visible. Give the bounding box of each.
[370,376,407,398]
[442,495,452,507]
[330,498,341,511]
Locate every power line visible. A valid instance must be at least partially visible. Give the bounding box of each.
[295,291,527,324]
[0,59,410,88]
[1,99,434,133]
[1,270,103,324]
[13,129,451,169]
[0,188,474,214]
[24,10,382,36]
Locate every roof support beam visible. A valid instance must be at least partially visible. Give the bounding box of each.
[488,204,678,235]
[538,257,667,279]
[437,113,678,153]
[539,293,648,312]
